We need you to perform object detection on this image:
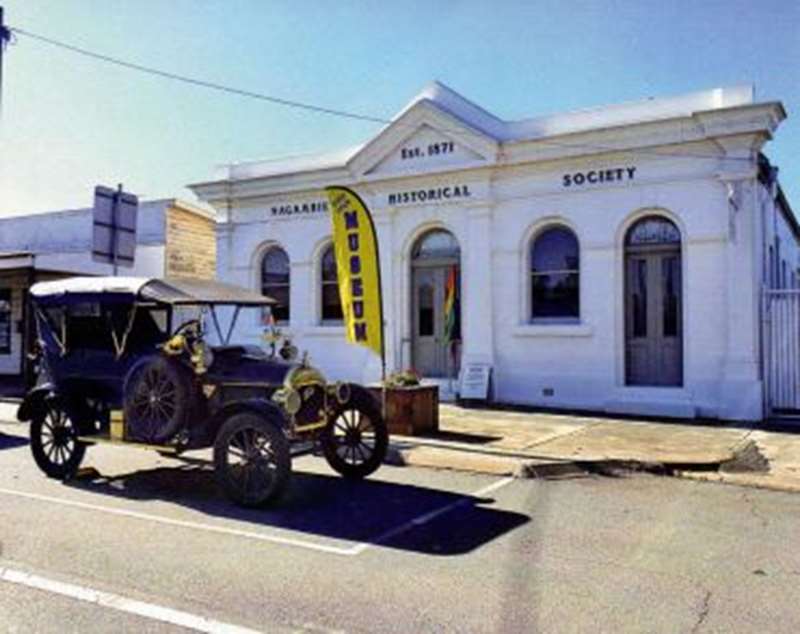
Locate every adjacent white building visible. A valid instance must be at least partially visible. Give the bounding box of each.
[0,199,215,385]
[191,82,795,422]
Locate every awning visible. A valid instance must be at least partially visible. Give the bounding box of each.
[0,251,35,271]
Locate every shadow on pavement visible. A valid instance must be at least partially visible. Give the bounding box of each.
[0,433,28,451]
[64,462,529,556]
[419,429,502,444]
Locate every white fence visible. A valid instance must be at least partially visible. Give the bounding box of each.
[763,289,800,418]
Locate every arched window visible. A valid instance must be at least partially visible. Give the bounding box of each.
[411,229,460,261]
[625,216,681,247]
[321,244,343,323]
[261,246,290,322]
[530,226,579,319]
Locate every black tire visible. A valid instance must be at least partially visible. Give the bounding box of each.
[30,400,86,480]
[213,413,291,507]
[322,387,388,479]
[123,356,193,443]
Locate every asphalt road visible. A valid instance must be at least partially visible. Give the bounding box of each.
[2,419,800,633]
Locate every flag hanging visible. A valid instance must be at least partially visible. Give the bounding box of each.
[325,186,385,361]
[443,264,459,347]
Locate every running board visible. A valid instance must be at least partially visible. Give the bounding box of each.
[76,433,180,454]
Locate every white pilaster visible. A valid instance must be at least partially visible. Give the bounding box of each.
[461,206,494,367]
[718,171,763,420]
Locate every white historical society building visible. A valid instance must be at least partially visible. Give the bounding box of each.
[191,82,797,422]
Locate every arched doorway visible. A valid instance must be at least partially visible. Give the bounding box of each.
[411,229,461,378]
[624,216,683,386]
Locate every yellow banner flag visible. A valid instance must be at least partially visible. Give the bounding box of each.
[325,186,384,361]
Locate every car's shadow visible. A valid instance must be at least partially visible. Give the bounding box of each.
[0,432,28,451]
[64,460,529,556]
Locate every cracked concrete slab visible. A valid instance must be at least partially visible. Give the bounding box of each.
[682,430,800,492]
[438,404,592,450]
[516,419,747,465]
[391,405,800,492]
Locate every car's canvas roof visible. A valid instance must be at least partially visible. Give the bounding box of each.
[140,278,274,306]
[30,276,275,306]
[30,277,150,298]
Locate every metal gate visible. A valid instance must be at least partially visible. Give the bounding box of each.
[763,289,800,418]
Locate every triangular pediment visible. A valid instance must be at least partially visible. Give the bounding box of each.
[365,124,486,176]
[348,97,499,179]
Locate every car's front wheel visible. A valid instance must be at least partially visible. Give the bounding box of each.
[213,413,291,507]
[30,400,86,479]
[321,387,388,479]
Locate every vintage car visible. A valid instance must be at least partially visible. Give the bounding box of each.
[17,276,388,506]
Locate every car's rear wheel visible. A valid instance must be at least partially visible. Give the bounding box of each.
[30,400,86,480]
[213,413,291,507]
[322,387,388,479]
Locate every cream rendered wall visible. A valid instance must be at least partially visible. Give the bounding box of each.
[218,156,760,418]
[197,87,786,421]
[489,163,733,417]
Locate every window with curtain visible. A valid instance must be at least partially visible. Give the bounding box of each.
[261,246,290,322]
[321,244,343,323]
[530,227,580,319]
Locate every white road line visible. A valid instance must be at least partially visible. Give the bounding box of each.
[351,476,515,555]
[0,565,262,634]
[472,476,517,498]
[0,476,515,558]
[0,487,359,556]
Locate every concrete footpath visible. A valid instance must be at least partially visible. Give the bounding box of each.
[388,404,800,494]
[4,400,800,493]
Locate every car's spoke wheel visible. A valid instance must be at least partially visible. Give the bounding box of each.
[30,401,86,479]
[322,387,388,479]
[214,413,291,507]
[123,356,193,444]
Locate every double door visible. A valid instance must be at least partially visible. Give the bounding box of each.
[625,250,683,386]
[412,266,459,378]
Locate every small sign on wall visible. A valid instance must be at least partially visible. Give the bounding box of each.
[459,363,492,400]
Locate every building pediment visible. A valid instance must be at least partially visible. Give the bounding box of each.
[348,99,499,180]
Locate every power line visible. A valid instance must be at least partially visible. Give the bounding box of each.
[10,27,389,125]
[9,26,752,165]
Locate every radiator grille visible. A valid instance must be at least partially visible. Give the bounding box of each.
[295,384,326,425]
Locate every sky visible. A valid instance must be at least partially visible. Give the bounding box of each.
[0,0,798,217]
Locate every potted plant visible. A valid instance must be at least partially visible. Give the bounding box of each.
[369,369,439,436]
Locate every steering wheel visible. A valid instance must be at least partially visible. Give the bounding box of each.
[172,319,202,340]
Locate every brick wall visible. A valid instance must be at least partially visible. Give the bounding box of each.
[164,203,217,279]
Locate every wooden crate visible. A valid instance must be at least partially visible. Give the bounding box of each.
[368,385,439,436]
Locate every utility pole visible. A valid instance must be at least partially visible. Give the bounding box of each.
[0,6,10,115]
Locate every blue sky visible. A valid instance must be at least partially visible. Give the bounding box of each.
[0,0,798,216]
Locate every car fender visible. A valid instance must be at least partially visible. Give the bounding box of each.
[337,383,380,410]
[16,384,57,422]
[350,383,376,403]
[210,398,288,436]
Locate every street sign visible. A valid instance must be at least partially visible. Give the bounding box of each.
[92,185,138,273]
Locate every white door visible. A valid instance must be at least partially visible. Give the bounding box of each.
[412,267,448,377]
[625,250,682,386]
